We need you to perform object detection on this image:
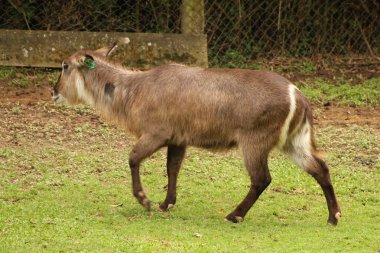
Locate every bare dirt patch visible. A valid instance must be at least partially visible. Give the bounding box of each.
[0,79,51,105]
[314,104,380,132]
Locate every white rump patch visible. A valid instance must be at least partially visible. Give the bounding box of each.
[289,120,313,169]
[277,84,297,149]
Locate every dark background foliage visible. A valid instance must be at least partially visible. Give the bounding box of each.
[1,0,379,66]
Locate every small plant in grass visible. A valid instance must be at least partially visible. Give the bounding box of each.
[301,60,316,74]
[11,79,29,88]
[0,67,17,80]
[285,60,316,75]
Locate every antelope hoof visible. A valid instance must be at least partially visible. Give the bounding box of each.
[134,191,150,211]
[159,202,175,212]
[141,198,151,211]
[327,212,341,225]
[225,214,244,223]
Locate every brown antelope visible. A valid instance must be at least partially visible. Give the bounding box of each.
[52,44,341,225]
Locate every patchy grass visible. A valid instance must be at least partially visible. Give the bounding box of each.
[0,67,17,79]
[0,102,379,252]
[285,59,317,75]
[0,66,59,87]
[297,77,380,106]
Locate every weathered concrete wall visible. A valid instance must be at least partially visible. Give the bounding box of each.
[182,0,205,34]
[0,29,208,68]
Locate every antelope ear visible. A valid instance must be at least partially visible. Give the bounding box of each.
[95,42,118,57]
[79,54,95,69]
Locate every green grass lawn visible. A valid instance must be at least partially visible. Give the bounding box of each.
[0,67,379,252]
[297,77,380,106]
[0,101,379,252]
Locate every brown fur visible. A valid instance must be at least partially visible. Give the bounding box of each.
[52,45,340,224]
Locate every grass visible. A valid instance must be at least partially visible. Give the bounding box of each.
[0,101,379,252]
[0,65,379,252]
[0,66,59,87]
[297,77,380,106]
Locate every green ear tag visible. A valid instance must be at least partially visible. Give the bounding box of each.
[85,58,95,69]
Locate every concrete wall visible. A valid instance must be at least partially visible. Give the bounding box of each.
[0,29,208,68]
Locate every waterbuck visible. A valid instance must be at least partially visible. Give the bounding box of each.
[52,44,341,225]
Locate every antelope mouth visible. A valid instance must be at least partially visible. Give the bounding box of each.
[52,94,64,103]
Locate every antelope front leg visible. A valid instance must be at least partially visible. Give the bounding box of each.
[160,145,186,211]
[129,134,166,210]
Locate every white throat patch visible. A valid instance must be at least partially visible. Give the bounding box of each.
[75,76,94,106]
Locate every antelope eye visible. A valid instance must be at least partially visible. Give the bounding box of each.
[63,63,69,70]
